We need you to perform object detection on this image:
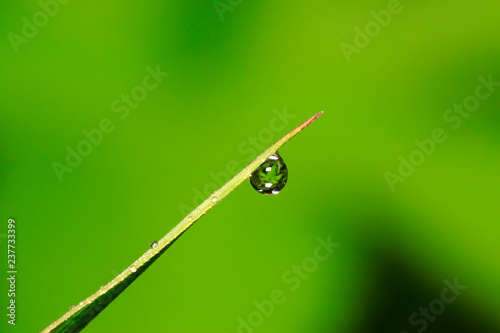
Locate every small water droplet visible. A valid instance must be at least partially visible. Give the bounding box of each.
[250,151,288,195]
[211,196,218,203]
[78,301,84,306]
[150,240,158,249]
[69,305,75,310]
[130,265,137,273]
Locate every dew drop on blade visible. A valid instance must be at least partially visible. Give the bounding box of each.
[250,151,288,195]
[150,240,158,249]
[130,265,137,273]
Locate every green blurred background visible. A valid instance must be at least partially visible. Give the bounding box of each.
[1,0,500,332]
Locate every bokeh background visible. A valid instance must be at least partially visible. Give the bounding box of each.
[1,0,500,332]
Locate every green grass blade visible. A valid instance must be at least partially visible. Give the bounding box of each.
[41,111,324,333]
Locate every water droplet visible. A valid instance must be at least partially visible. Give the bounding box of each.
[130,265,137,273]
[150,240,158,249]
[78,301,84,306]
[250,152,288,195]
[69,305,75,310]
[211,196,218,203]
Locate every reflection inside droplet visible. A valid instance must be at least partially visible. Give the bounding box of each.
[250,151,288,195]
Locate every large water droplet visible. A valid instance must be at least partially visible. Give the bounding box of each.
[250,152,288,195]
[130,265,137,273]
[150,240,158,249]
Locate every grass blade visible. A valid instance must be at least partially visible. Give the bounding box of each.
[41,111,324,333]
